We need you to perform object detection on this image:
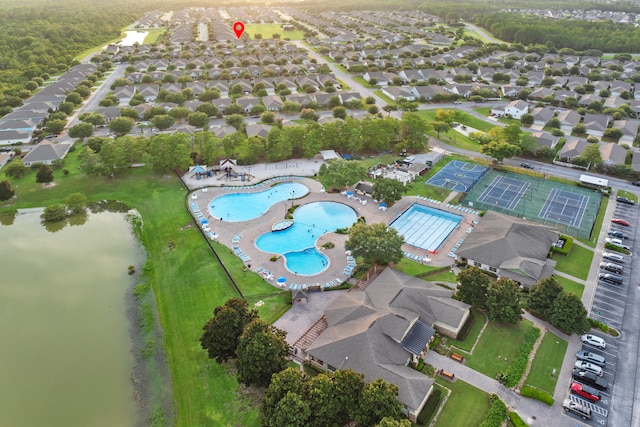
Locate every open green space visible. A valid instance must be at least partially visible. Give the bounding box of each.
[524,331,568,395]
[395,259,442,276]
[618,189,639,202]
[353,76,375,88]
[554,275,584,298]
[143,27,167,44]
[552,244,594,281]
[450,309,487,353]
[0,149,289,426]
[372,89,395,105]
[244,23,305,40]
[465,319,535,379]
[434,378,490,427]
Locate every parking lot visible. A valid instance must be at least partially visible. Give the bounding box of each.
[564,197,638,425]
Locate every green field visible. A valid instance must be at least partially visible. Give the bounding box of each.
[434,378,490,427]
[524,332,568,395]
[618,189,639,202]
[465,319,535,379]
[555,275,585,298]
[244,23,305,40]
[450,309,487,352]
[552,244,594,280]
[0,149,290,426]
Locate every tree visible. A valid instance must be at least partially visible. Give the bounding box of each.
[579,143,603,169]
[0,180,15,201]
[435,109,455,124]
[261,111,276,124]
[318,159,366,191]
[528,276,563,319]
[486,278,522,323]
[399,112,430,152]
[235,319,289,387]
[268,391,311,427]
[456,266,489,309]
[520,113,534,126]
[41,203,67,222]
[332,106,347,119]
[187,111,209,128]
[262,368,310,425]
[109,116,134,135]
[482,140,520,162]
[68,122,94,139]
[225,114,245,130]
[345,222,404,265]
[151,114,175,131]
[300,108,319,122]
[372,178,405,205]
[45,119,66,135]
[331,369,366,423]
[549,292,590,334]
[35,164,54,183]
[4,159,27,179]
[356,378,403,427]
[65,192,88,214]
[200,297,259,363]
[432,120,450,138]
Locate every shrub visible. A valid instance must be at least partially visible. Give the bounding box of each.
[508,411,528,427]
[500,327,540,387]
[321,242,335,249]
[552,235,573,255]
[520,385,554,406]
[479,394,507,427]
[416,389,442,425]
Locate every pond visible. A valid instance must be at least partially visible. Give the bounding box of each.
[0,210,141,427]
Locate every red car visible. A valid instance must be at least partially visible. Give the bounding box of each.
[612,218,630,226]
[571,382,601,402]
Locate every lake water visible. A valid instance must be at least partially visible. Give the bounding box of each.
[0,210,140,427]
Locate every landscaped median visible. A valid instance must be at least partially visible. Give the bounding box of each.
[522,331,567,398]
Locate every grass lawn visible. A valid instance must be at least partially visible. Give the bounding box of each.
[395,258,442,276]
[434,378,490,427]
[143,28,167,44]
[555,275,584,298]
[552,245,594,280]
[353,76,375,88]
[358,154,402,168]
[244,23,305,40]
[465,319,535,379]
[618,189,639,202]
[372,89,396,105]
[524,331,568,395]
[0,149,290,426]
[450,309,487,352]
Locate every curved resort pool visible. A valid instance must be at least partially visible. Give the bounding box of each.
[256,202,357,275]
[208,182,308,222]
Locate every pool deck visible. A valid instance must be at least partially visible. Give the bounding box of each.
[187,176,482,291]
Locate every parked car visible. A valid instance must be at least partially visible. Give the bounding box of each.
[599,262,624,274]
[605,238,632,251]
[612,218,631,226]
[563,399,592,420]
[520,162,534,169]
[617,196,636,205]
[599,272,623,285]
[608,230,629,239]
[571,382,601,401]
[572,369,609,390]
[576,351,606,367]
[581,334,606,349]
[574,361,603,376]
[631,181,640,187]
[603,252,625,263]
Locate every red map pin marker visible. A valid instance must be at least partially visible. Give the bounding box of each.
[233,21,245,39]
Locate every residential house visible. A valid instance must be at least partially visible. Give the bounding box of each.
[114,86,135,105]
[531,131,560,149]
[599,142,627,166]
[245,123,272,139]
[305,267,470,422]
[578,94,602,108]
[612,119,639,144]
[530,107,555,128]
[381,87,415,102]
[557,137,588,161]
[22,141,73,166]
[632,151,640,173]
[0,130,32,145]
[504,100,529,119]
[235,96,261,114]
[262,95,284,112]
[137,84,160,103]
[410,85,447,101]
[455,211,558,288]
[557,110,582,134]
[583,114,610,138]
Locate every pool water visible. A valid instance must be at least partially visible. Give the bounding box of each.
[256,202,357,275]
[390,204,462,252]
[208,182,309,222]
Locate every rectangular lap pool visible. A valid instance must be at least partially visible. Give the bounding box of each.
[390,204,463,252]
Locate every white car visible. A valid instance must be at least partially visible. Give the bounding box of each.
[574,361,603,376]
[581,334,606,349]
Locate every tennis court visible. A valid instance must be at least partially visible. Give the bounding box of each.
[477,176,530,210]
[427,160,489,193]
[539,188,589,228]
[463,169,603,239]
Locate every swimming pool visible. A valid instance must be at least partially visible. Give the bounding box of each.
[208,182,308,222]
[255,202,357,275]
[390,204,462,252]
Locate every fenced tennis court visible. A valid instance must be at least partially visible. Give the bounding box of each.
[464,169,602,239]
[427,160,489,193]
[477,176,530,210]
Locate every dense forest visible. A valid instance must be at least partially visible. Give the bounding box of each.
[475,13,640,53]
